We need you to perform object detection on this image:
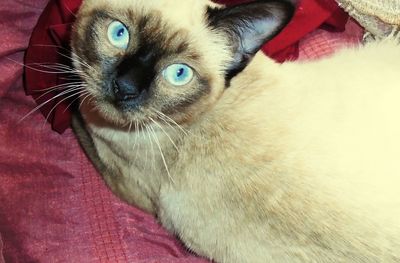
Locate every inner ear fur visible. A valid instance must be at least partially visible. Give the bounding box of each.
[207,0,296,82]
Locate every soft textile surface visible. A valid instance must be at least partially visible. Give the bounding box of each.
[0,233,4,263]
[0,0,363,262]
[337,0,400,39]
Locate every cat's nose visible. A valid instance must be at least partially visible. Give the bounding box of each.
[112,77,141,102]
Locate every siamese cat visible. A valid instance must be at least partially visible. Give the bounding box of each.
[70,0,400,262]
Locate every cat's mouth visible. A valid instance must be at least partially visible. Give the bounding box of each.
[81,93,184,133]
[111,81,150,112]
[92,77,153,116]
[83,85,169,127]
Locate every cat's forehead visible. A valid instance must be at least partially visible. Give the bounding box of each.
[74,0,228,70]
[79,0,218,27]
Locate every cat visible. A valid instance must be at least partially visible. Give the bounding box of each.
[70,0,400,262]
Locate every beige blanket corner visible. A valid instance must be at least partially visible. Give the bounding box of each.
[336,0,400,39]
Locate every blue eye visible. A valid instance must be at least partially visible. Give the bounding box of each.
[107,21,129,49]
[162,64,194,86]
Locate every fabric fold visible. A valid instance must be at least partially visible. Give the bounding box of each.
[24,0,81,133]
[0,232,4,263]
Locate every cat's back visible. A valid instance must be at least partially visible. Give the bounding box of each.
[205,38,400,258]
[277,38,400,196]
[219,38,400,179]
[236,37,400,208]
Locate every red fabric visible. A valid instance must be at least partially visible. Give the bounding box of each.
[24,0,350,133]
[24,0,82,133]
[219,0,349,62]
[0,0,362,261]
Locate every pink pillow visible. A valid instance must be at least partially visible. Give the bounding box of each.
[0,233,4,263]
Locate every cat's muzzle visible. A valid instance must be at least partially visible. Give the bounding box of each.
[112,78,148,110]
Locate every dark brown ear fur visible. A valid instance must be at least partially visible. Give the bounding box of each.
[207,0,296,82]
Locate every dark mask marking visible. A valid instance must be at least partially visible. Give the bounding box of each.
[80,10,111,65]
[160,77,211,115]
[111,46,159,110]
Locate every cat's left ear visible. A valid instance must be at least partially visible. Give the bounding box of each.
[207,0,296,82]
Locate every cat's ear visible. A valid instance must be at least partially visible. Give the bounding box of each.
[207,0,296,82]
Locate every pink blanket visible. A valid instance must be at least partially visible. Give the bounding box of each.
[0,0,362,262]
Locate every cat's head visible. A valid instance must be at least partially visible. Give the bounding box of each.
[71,0,295,126]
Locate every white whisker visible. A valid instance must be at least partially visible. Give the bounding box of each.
[63,91,89,114]
[144,124,156,173]
[152,108,189,136]
[128,120,133,133]
[29,62,81,72]
[142,121,149,171]
[148,123,175,184]
[29,44,93,72]
[133,121,140,158]
[57,50,93,71]
[149,116,180,152]
[6,57,81,75]
[78,92,92,110]
[34,83,86,101]
[42,89,88,128]
[19,86,86,123]
[127,120,133,151]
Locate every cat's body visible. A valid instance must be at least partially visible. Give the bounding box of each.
[70,0,400,261]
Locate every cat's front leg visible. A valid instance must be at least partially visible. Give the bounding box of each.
[102,168,157,214]
[157,187,303,263]
[157,168,359,263]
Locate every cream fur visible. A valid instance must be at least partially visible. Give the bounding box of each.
[72,0,400,262]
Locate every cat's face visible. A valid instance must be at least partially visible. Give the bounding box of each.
[71,0,295,126]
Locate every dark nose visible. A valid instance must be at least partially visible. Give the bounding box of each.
[112,76,142,102]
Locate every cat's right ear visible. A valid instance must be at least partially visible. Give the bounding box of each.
[207,0,296,83]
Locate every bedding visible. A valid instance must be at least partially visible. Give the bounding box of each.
[336,0,400,39]
[0,0,363,262]
[0,233,4,263]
